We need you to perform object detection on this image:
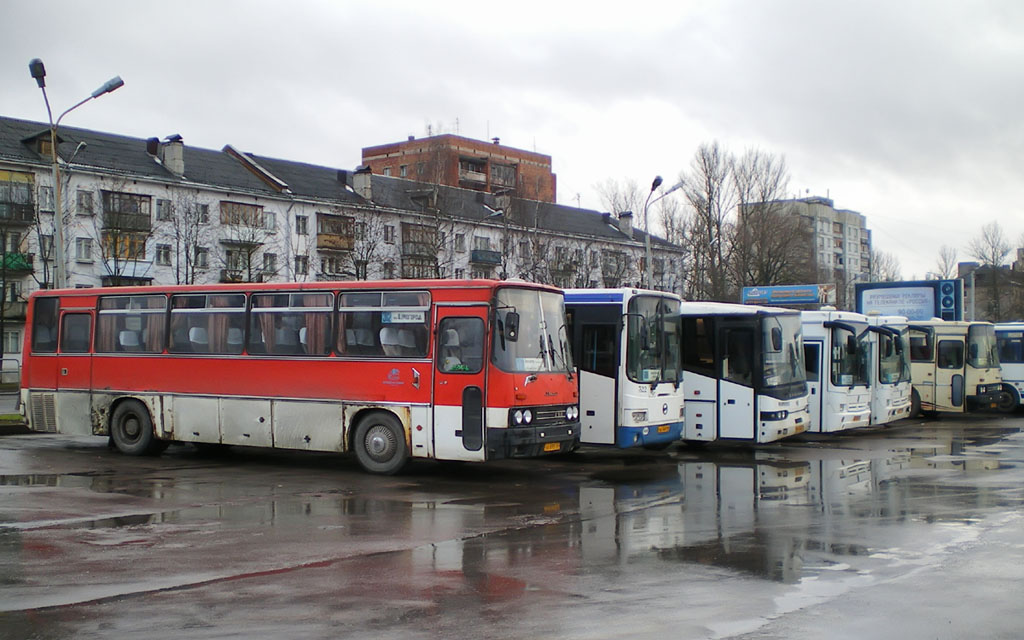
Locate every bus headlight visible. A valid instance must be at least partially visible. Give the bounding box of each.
[565,405,579,420]
[760,410,789,421]
[513,410,524,425]
[523,409,533,424]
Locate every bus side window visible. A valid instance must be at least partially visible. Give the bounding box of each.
[722,329,754,386]
[909,331,933,362]
[31,297,59,353]
[437,317,483,373]
[60,314,92,353]
[937,340,963,369]
[803,343,820,382]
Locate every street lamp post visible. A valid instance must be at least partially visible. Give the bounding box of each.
[29,59,123,289]
[642,175,684,289]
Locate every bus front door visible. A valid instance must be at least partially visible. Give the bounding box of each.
[432,306,489,462]
[803,342,823,432]
[934,338,966,411]
[55,312,94,436]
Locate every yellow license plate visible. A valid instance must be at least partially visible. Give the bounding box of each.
[657,425,670,434]
[543,442,561,452]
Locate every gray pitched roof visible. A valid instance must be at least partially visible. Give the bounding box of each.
[0,115,679,251]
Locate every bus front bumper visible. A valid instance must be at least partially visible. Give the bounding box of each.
[968,385,1002,410]
[488,422,580,459]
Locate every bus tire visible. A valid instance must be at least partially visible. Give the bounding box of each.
[353,412,408,475]
[910,389,921,418]
[110,400,163,456]
[996,385,1019,413]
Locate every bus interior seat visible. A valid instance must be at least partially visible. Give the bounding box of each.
[346,328,376,354]
[189,327,209,350]
[298,327,307,352]
[274,328,300,354]
[397,328,418,356]
[227,327,244,349]
[380,327,401,357]
[441,328,462,370]
[118,330,140,352]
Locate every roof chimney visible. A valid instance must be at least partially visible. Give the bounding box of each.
[353,165,372,201]
[492,137,500,145]
[618,211,634,238]
[159,134,184,176]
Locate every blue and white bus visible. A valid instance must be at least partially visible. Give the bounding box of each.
[564,288,685,449]
[678,302,809,443]
[994,322,1024,413]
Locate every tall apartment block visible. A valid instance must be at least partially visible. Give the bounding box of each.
[361,134,557,203]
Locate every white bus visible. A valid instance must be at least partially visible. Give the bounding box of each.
[907,320,1002,416]
[564,288,685,449]
[993,322,1023,413]
[866,315,913,425]
[678,302,809,443]
[801,310,872,432]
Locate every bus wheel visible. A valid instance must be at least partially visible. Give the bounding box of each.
[353,413,408,475]
[910,389,921,418]
[110,400,163,456]
[996,385,1019,413]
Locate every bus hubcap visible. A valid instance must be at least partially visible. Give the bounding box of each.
[366,425,396,461]
[123,417,141,440]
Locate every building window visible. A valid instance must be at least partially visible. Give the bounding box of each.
[382,167,392,177]
[195,247,209,269]
[454,268,465,279]
[354,260,368,279]
[355,221,366,241]
[155,198,172,221]
[473,236,491,251]
[264,211,276,231]
[198,203,210,224]
[5,280,22,303]
[322,255,345,275]
[5,232,20,254]
[263,253,277,274]
[471,268,492,279]
[455,233,466,252]
[400,165,408,177]
[220,201,264,227]
[102,232,147,261]
[296,215,308,235]
[156,244,172,266]
[77,190,94,215]
[384,225,395,244]
[383,261,395,279]
[295,255,308,275]
[3,330,20,354]
[75,237,93,262]
[833,222,843,235]
[39,186,54,212]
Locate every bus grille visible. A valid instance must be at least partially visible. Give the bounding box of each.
[31,393,57,433]
[531,406,572,426]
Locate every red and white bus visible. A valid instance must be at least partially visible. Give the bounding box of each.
[20,279,580,474]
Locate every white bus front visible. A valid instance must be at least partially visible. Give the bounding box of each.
[867,316,912,425]
[801,311,871,432]
[995,323,1024,413]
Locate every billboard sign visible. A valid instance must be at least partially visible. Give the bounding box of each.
[741,284,835,306]
[855,279,962,321]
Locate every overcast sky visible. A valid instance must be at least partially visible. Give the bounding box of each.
[3,0,1022,279]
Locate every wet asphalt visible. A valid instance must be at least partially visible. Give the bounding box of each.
[1,413,1023,639]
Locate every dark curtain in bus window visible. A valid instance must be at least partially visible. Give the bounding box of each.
[60,313,92,353]
[31,297,59,352]
[723,329,754,385]
[303,294,332,355]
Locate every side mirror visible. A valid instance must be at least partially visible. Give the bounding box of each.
[969,343,978,359]
[770,327,782,351]
[505,311,520,342]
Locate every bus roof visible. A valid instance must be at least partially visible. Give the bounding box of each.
[678,301,799,317]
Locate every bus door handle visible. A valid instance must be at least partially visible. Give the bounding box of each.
[61,368,69,376]
[726,399,736,405]
[412,368,420,389]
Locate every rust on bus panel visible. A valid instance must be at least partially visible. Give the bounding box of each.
[343,404,413,453]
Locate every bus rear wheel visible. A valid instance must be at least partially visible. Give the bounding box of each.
[996,385,1019,413]
[353,413,408,475]
[910,389,922,418]
[111,400,165,456]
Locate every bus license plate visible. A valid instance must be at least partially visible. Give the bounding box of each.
[544,442,560,452]
[657,425,670,434]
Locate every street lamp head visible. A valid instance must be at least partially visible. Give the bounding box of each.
[91,75,124,98]
[29,58,46,88]
[651,175,663,191]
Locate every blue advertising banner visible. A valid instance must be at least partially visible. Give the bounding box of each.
[741,284,834,305]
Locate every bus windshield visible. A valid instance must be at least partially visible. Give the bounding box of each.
[625,295,682,385]
[761,314,807,397]
[493,288,573,374]
[830,325,869,387]
[877,329,908,384]
[967,324,999,369]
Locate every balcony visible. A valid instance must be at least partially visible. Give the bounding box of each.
[0,202,34,225]
[316,233,355,251]
[459,169,487,185]
[2,252,34,274]
[470,249,501,265]
[403,241,435,258]
[2,301,27,320]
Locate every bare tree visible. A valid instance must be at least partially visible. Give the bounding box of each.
[681,141,736,300]
[935,245,958,279]
[967,221,1012,267]
[595,178,645,226]
[869,249,902,282]
[217,200,279,283]
[165,190,214,285]
[730,150,813,288]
